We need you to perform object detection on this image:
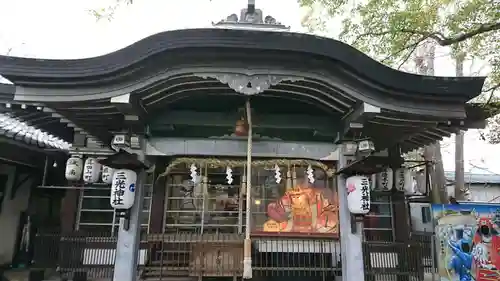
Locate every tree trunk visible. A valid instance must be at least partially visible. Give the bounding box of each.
[454,53,465,201]
[423,143,447,203]
[415,42,447,203]
[455,131,465,200]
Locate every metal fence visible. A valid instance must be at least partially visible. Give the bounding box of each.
[363,233,435,281]
[33,230,434,281]
[143,233,342,280]
[143,232,243,279]
[252,236,342,279]
[410,233,436,274]
[33,231,117,280]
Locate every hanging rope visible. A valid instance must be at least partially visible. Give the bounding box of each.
[243,98,253,279]
[159,158,334,177]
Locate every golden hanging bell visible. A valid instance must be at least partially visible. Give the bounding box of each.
[234,119,248,136]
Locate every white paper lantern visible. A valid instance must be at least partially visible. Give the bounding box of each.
[395,168,413,193]
[65,157,83,181]
[370,174,377,190]
[101,165,115,184]
[376,168,393,191]
[83,157,101,183]
[346,175,371,215]
[110,169,137,209]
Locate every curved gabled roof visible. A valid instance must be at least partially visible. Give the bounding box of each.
[0,28,490,153]
[0,29,485,100]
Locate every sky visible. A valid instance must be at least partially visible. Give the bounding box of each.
[0,0,498,174]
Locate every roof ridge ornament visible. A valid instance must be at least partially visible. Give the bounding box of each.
[194,73,303,96]
[213,1,290,31]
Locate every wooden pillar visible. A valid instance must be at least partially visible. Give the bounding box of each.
[149,157,166,233]
[392,191,409,242]
[60,190,79,233]
[388,146,410,242]
[338,144,365,281]
[392,191,419,281]
[113,168,146,281]
[387,143,415,281]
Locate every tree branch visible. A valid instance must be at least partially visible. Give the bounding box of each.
[396,41,422,69]
[379,37,426,67]
[484,83,500,94]
[485,88,496,105]
[483,82,500,106]
[477,83,500,143]
[354,22,500,47]
[437,22,500,46]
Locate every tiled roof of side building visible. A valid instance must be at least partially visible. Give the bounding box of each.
[0,112,71,150]
[445,171,500,184]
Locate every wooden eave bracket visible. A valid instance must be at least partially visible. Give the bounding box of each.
[98,149,149,170]
[110,93,147,125]
[335,102,380,143]
[336,149,403,176]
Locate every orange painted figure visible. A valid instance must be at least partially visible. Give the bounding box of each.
[263,182,339,234]
[471,217,500,281]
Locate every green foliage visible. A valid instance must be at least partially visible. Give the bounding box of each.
[300,0,499,140]
[89,0,133,21]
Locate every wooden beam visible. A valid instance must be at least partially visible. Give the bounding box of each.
[336,102,380,142]
[0,140,46,168]
[147,137,339,160]
[110,93,146,124]
[150,110,337,133]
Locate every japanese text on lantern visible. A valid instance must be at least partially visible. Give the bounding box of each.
[68,159,77,176]
[102,166,111,183]
[83,158,94,182]
[360,177,370,211]
[65,157,83,181]
[112,171,126,206]
[380,171,389,189]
